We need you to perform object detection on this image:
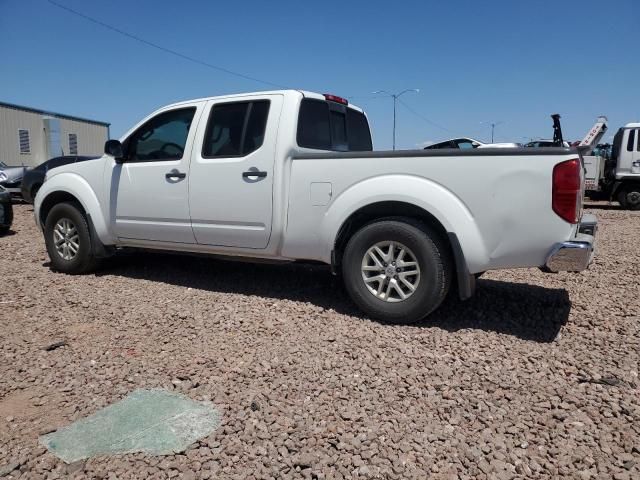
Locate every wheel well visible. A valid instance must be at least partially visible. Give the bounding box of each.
[39,191,85,226]
[333,201,450,267]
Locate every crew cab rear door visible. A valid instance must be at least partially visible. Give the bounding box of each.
[188,94,283,248]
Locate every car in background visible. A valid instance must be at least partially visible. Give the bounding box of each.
[21,155,97,203]
[0,185,13,234]
[424,137,520,149]
[524,140,571,148]
[0,161,28,198]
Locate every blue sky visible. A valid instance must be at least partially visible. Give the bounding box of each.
[1,0,638,149]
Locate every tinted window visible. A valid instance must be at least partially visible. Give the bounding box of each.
[297,100,331,150]
[628,129,636,152]
[203,100,270,157]
[425,140,457,149]
[127,108,196,162]
[297,99,372,152]
[347,109,372,151]
[330,111,348,151]
[456,140,474,149]
[637,130,640,152]
[243,101,270,155]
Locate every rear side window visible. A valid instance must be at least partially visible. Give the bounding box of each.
[297,99,372,151]
[627,129,636,152]
[202,100,270,158]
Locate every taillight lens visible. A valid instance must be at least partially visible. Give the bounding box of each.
[552,158,581,223]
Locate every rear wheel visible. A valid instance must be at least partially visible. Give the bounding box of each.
[618,185,640,210]
[44,202,99,273]
[342,218,452,323]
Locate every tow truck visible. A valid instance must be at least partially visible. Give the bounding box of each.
[580,117,640,210]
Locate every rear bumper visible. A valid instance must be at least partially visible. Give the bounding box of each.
[543,214,597,272]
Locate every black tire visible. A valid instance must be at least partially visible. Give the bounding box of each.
[44,202,99,274]
[342,218,453,324]
[618,185,640,211]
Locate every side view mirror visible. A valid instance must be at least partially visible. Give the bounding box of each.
[105,140,125,163]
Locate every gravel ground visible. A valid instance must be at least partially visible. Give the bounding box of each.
[0,203,638,480]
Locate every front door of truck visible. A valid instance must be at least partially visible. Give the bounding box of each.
[188,94,282,249]
[110,104,202,243]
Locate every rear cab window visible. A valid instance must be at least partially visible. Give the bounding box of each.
[297,97,372,152]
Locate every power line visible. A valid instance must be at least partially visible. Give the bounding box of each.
[47,0,288,89]
[345,95,388,100]
[396,97,452,133]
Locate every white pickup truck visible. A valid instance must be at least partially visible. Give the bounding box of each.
[35,90,596,323]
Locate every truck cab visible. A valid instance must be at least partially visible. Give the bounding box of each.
[585,123,640,208]
[612,124,640,178]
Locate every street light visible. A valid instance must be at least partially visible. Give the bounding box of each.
[480,121,504,143]
[372,89,419,150]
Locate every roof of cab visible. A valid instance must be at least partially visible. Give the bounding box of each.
[163,89,364,113]
[624,122,640,128]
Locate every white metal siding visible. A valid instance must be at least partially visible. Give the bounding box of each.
[0,106,45,167]
[59,118,107,158]
[0,105,108,167]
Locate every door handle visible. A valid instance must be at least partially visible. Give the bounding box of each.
[242,170,267,178]
[166,171,186,179]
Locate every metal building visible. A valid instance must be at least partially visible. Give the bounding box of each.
[0,101,109,168]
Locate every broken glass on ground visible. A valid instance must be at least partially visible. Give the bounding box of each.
[40,389,220,463]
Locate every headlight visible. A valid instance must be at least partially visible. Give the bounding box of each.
[0,172,7,182]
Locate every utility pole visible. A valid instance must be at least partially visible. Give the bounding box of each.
[372,89,419,150]
[481,121,504,143]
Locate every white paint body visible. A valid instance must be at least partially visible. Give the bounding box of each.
[35,90,587,274]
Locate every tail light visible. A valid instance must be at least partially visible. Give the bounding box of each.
[552,158,581,223]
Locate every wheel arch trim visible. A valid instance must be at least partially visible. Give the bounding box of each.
[322,175,489,272]
[35,173,113,244]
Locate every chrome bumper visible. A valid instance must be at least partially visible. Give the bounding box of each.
[544,214,597,273]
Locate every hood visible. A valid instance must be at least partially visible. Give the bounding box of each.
[0,165,27,183]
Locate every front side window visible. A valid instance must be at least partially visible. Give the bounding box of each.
[202,100,270,158]
[627,129,636,152]
[126,108,196,162]
[637,130,640,152]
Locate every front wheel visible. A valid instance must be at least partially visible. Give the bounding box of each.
[342,218,453,324]
[44,202,99,274]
